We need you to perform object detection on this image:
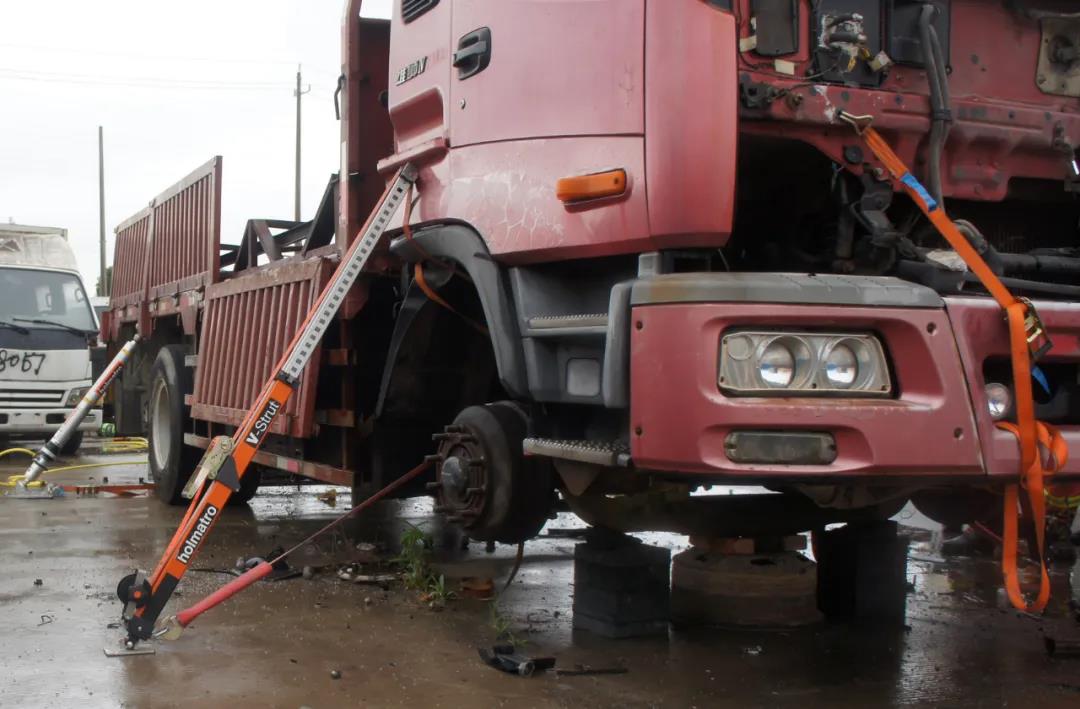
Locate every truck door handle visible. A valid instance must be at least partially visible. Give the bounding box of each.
[453,27,492,80]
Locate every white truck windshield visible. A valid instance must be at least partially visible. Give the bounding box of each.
[0,267,96,332]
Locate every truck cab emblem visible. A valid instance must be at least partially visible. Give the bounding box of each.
[395,56,428,86]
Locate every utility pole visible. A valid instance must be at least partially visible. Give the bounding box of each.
[293,65,311,222]
[98,126,107,296]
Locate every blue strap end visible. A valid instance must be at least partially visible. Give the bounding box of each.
[900,173,939,212]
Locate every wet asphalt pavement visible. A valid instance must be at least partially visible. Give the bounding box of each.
[3,442,1080,707]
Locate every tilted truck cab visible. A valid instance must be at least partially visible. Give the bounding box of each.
[104,0,1080,572]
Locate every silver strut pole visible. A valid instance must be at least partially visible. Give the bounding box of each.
[21,334,141,487]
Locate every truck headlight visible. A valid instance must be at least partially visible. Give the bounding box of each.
[64,387,91,406]
[984,382,1012,421]
[719,331,891,396]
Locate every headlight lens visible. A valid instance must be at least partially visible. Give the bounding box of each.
[759,342,795,387]
[64,387,91,406]
[985,382,1012,421]
[824,344,857,387]
[719,331,891,396]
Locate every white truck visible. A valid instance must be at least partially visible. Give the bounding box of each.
[0,224,100,453]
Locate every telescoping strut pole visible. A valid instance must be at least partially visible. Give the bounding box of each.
[13,334,141,497]
[116,164,418,645]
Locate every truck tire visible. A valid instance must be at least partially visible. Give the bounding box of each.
[148,345,201,505]
[58,430,84,456]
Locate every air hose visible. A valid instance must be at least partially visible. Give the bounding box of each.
[0,444,147,488]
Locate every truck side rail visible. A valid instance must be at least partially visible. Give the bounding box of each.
[146,156,222,300]
[103,157,222,340]
[190,255,333,438]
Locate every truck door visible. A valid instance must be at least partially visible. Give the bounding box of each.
[387,0,453,155]
[448,0,645,147]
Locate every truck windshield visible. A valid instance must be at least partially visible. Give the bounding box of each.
[0,267,96,333]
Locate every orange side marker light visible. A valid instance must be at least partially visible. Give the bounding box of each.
[556,169,627,203]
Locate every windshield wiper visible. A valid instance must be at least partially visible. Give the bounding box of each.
[0,319,31,335]
[12,317,95,336]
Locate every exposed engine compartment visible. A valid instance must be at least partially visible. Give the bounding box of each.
[730,0,1080,300]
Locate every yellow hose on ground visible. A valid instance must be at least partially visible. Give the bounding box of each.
[0,443,148,488]
[101,436,149,454]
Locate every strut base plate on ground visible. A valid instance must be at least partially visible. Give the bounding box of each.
[4,483,63,499]
[103,643,155,657]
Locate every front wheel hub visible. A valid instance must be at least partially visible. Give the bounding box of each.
[433,402,555,544]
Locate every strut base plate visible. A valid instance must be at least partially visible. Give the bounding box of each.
[103,643,156,657]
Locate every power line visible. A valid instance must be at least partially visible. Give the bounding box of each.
[0,41,300,67]
[0,67,303,92]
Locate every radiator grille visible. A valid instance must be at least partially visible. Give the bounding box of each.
[402,0,438,23]
[0,388,66,408]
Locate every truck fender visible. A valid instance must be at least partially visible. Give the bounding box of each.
[380,223,527,406]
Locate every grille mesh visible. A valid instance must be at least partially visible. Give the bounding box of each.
[402,0,438,23]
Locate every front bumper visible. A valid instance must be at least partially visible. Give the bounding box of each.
[0,408,100,436]
[627,273,1080,481]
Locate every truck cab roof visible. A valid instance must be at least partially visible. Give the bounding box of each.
[0,224,79,272]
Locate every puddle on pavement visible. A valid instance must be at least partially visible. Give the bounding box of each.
[3,449,1080,706]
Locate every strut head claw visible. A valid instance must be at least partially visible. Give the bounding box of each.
[154,615,185,641]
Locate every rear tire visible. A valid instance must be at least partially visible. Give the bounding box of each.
[58,430,84,456]
[148,345,200,505]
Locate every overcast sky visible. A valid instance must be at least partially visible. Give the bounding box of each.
[0,0,392,292]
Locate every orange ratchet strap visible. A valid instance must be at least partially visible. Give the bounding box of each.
[838,111,1068,612]
[402,185,489,336]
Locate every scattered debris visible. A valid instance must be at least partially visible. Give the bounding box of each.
[37,614,54,626]
[1045,635,1080,658]
[554,665,629,677]
[743,646,763,656]
[337,566,395,587]
[459,577,495,600]
[540,528,588,539]
[33,578,42,586]
[316,489,338,507]
[478,645,555,677]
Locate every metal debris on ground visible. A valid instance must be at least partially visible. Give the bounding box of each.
[540,528,589,539]
[1045,635,1080,657]
[459,577,495,600]
[554,665,629,677]
[337,566,395,586]
[478,644,556,677]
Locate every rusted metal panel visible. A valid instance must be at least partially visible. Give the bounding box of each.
[191,256,333,438]
[109,207,151,312]
[104,157,222,344]
[146,156,222,300]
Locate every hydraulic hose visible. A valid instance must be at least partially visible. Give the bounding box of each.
[0,443,147,488]
[918,4,952,206]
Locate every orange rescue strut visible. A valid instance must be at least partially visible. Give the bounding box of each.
[115,164,419,646]
[838,111,1067,612]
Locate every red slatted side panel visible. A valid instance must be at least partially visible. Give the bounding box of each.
[146,156,221,298]
[109,210,150,309]
[190,257,331,439]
